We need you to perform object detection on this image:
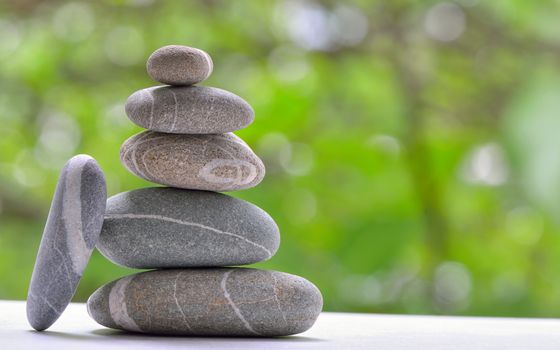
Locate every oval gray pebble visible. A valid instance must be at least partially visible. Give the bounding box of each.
[87,268,323,336]
[147,45,213,86]
[27,154,106,331]
[125,85,254,134]
[120,131,265,191]
[97,187,280,268]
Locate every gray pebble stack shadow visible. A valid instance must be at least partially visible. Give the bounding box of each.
[87,45,323,336]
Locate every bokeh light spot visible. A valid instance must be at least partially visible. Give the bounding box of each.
[434,261,471,312]
[52,2,95,43]
[104,26,145,66]
[424,2,466,42]
[460,143,509,186]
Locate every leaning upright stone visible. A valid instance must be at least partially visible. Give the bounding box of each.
[147,45,213,86]
[27,154,107,331]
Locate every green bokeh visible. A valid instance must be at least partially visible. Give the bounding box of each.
[2,0,560,317]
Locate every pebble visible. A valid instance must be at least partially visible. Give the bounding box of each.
[97,187,280,268]
[27,155,106,331]
[120,131,265,191]
[125,85,254,134]
[147,45,213,86]
[87,268,323,336]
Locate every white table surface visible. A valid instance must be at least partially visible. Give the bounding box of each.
[1,300,559,349]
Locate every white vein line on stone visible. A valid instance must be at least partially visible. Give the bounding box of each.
[129,134,175,151]
[29,292,62,315]
[104,213,272,258]
[62,158,90,273]
[130,131,198,183]
[169,89,179,132]
[51,225,74,292]
[213,134,249,148]
[173,271,193,332]
[108,275,142,332]
[146,88,155,129]
[37,259,64,297]
[207,142,241,184]
[127,132,165,180]
[199,140,257,187]
[212,141,236,160]
[221,270,261,336]
[201,138,210,155]
[125,134,174,180]
[198,159,257,187]
[126,132,164,157]
[129,132,153,179]
[270,271,288,326]
[52,242,74,293]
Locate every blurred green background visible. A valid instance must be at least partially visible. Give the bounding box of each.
[2,0,560,317]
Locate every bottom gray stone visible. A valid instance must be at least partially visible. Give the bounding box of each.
[87,268,323,336]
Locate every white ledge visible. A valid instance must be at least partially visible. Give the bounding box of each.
[2,300,560,349]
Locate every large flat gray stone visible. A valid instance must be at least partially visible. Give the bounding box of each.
[120,131,265,191]
[125,85,254,134]
[97,187,280,268]
[27,154,106,331]
[87,268,323,336]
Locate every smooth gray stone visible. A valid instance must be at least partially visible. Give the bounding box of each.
[147,45,213,86]
[120,131,265,191]
[125,85,254,134]
[97,187,280,268]
[87,268,323,336]
[27,154,106,331]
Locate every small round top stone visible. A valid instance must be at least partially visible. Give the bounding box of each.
[147,45,213,86]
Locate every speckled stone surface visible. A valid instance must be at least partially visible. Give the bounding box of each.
[27,155,106,331]
[87,268,323,336]
[120,131,265,191]
[125,85,254,134]
[97,187,280,268]
[147,45,213,86]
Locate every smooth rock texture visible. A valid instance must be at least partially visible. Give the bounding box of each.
[27,155,106,331]
[147,45,213,86]
[87,268,323,336]
[97,187,280,268]
[120,131,265,191]
[125,85,254,134]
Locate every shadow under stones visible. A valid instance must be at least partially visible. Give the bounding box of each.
[90,328,325,343]
[28,329,97,341]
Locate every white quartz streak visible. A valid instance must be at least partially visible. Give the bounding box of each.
[221,270,260,335]
[108,276,142,332]
[104,213,272,258]
[62,157,90,274]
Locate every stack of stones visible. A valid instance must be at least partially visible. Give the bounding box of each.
[86,45,323,336]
